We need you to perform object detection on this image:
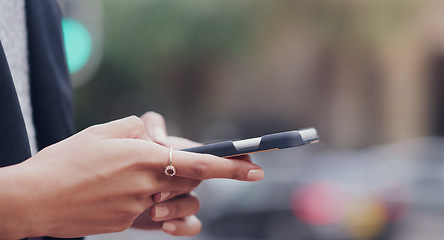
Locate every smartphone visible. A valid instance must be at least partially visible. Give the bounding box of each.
[182,128,318,158]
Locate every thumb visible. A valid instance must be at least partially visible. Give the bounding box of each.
[141,111,168,145]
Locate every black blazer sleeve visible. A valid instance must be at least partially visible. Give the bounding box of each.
[0,42,32,167]
[0,0,79,239]
[26,0,75,151]
[25,1,79,239]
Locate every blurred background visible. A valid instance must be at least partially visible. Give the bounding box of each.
[59,0,444,239]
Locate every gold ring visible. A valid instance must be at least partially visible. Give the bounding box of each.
[164,147,176,177]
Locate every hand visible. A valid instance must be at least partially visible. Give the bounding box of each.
[137,112,251,236]
[135,112,202,236]
[0,116,264,239]
[131,192,202,236]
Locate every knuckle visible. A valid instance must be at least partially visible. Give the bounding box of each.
[134,181,156,196]
[126,115,146,133]
[230,161,242,180]
[83,124,103,135]
[195,195,201,210]
[190,157,211,179]
[130,173,158,195]
[123,203,146,218]
[145,111,164,122]
[188,179,201,189]
[140,183,157,197]
[109,214,138,233]
[111,222,132,233]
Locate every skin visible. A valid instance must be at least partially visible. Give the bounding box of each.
[136,112,254,236]
[0,112,264,239]
[131,112,205,236]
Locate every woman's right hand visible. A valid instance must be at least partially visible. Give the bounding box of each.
[0,116,264,239]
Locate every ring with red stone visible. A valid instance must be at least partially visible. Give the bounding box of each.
[164,147,176,177]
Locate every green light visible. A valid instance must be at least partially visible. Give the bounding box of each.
[62,18,92,74]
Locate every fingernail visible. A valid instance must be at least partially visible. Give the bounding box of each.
[247,169,264,181]
[162,222,177,233]
[154,205,169,219]
[159,191,171,202]
[153,127,167,144]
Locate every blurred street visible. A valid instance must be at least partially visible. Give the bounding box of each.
[61,0,444,239]
[89,137,444,240]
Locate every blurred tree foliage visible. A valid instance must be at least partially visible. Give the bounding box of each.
[75,0,428,145]
[75,0,254,135]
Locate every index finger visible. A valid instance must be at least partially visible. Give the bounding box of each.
[171,150,264,181]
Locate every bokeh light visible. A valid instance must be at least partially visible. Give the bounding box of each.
[62,18,92,73]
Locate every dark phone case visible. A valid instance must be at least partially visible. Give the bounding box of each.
[182,129,318,157]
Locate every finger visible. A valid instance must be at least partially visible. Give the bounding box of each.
[153,176,200,195]
[151,193,200,221]
[165,136,202,149]
[228,154,252,163]
[172,150,264,181]
[131,210,162,230]
[82,115,150,140]
[153,191,173,203]
[140,111,167,144]
[97,140,204,192]
[153,189,199,203]
[101,141,264,182]
[162,215,202,236]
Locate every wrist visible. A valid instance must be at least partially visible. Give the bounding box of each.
[0,162,45,239]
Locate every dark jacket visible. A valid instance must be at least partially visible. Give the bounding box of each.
[0,0,80,239]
